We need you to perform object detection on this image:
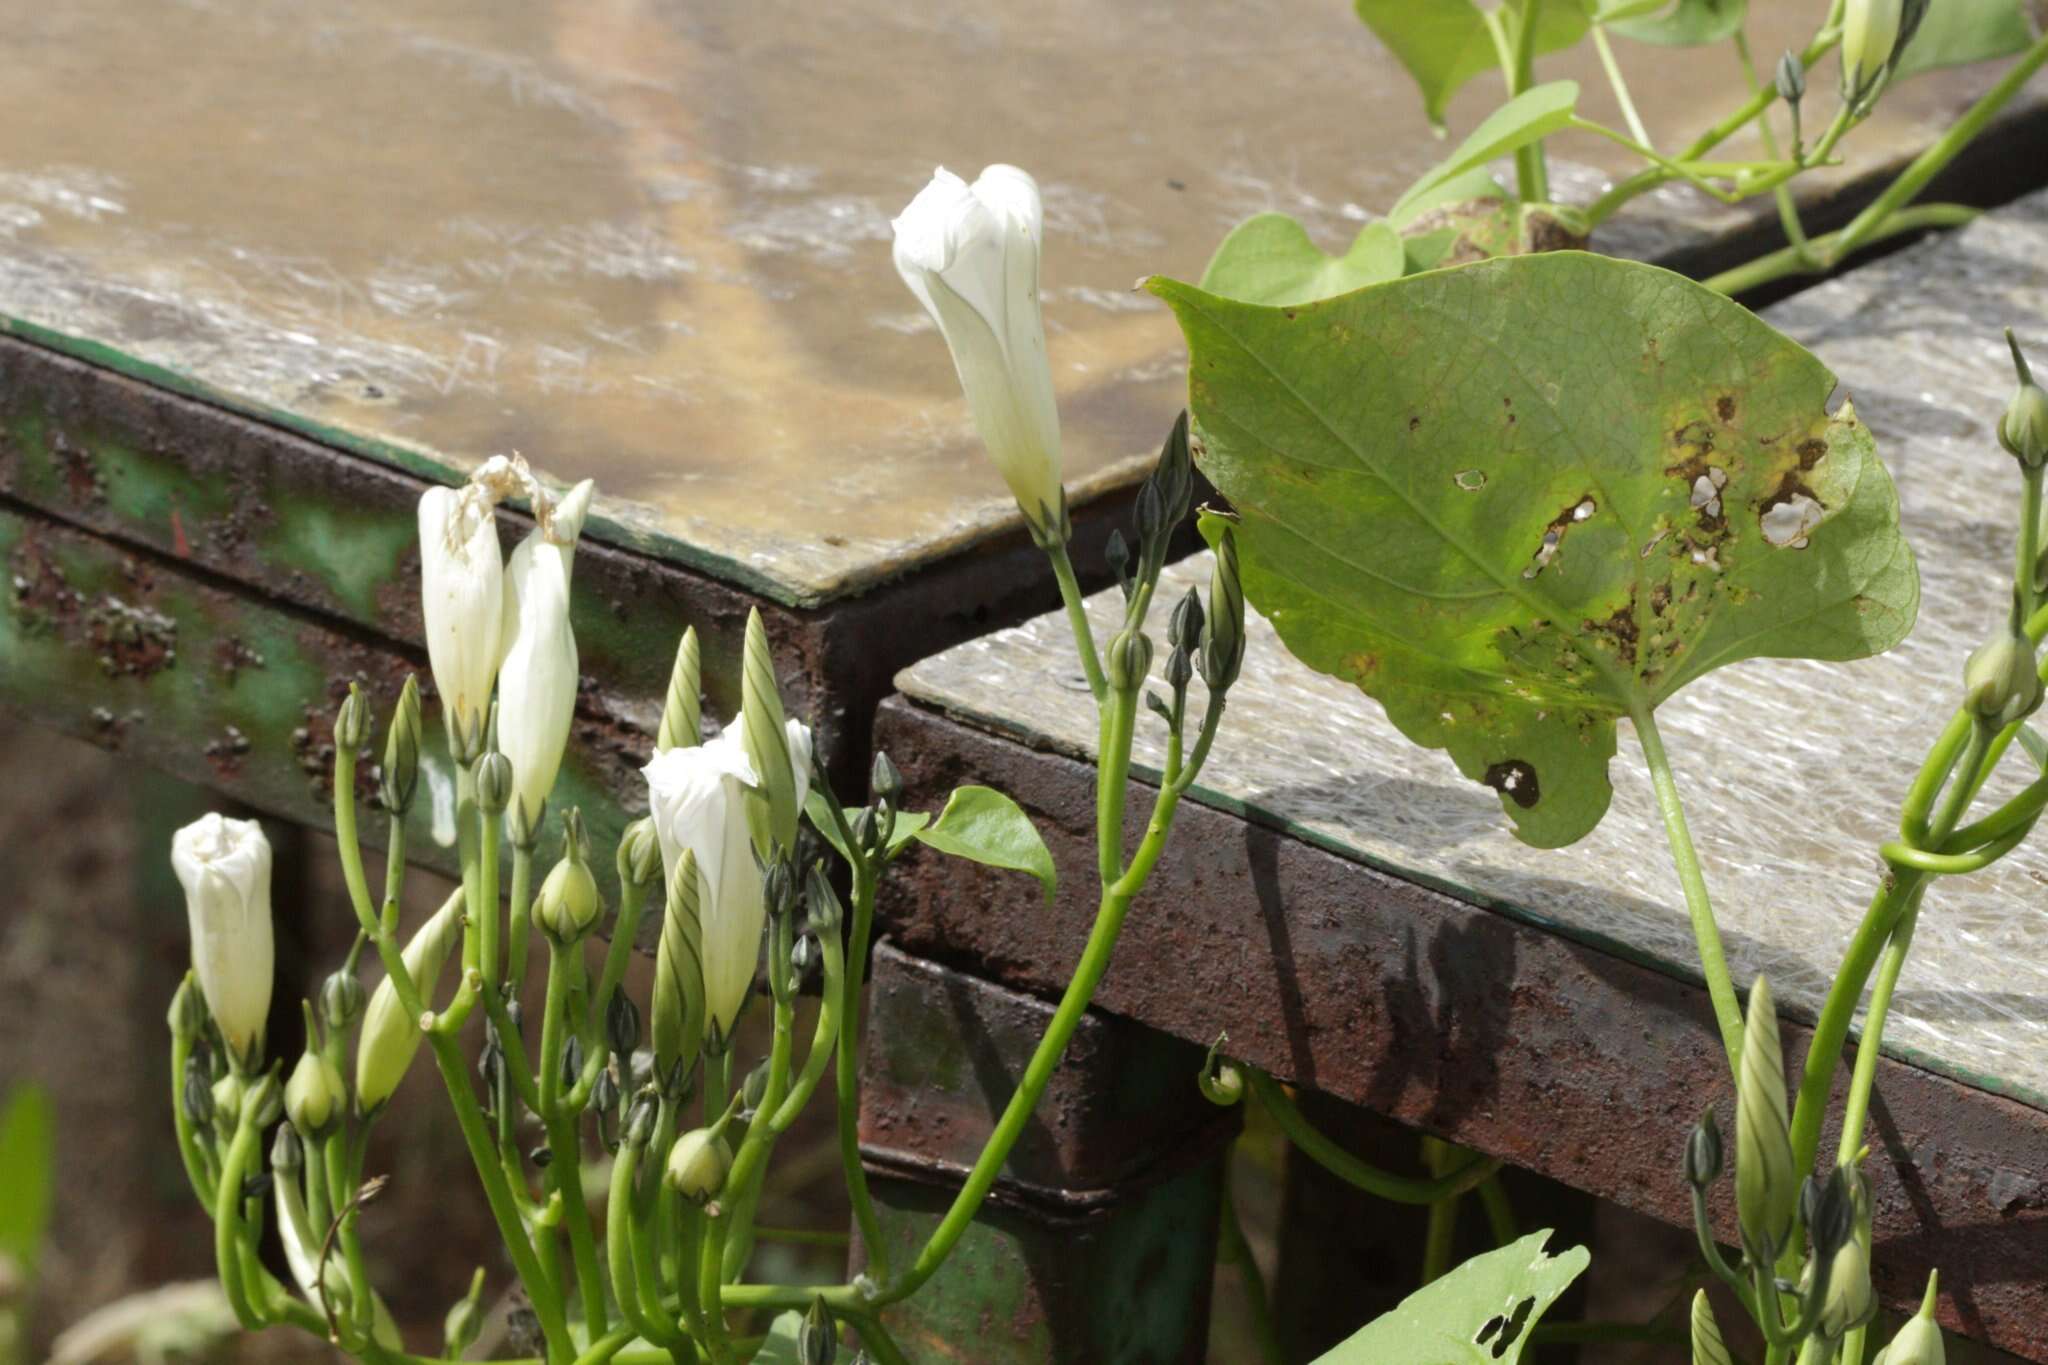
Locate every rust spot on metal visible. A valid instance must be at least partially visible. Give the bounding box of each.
[204,724,251,777]
[214,636,266,683]
[87,592,178,679]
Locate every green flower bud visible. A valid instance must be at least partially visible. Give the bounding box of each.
[1685,1110,1724,1188]
[211,1073,246,1130]
[606,992,641,1062]
[625,1093,659,1147]
[1841,0,1927,108]
[665,1127,732,1206]
[800,1296,836,1365]
[652,849,707,1084]
[1999,330,2048,469]
[247,1075,284,1129]
[1165,644,1194,693]
[334,683,371,753]
[804,864,845,934]
[1736,976,1797,1260]
[1774,50,1806,107]
[852,805,880,854]
[618,816,663,888]
[1689,1290,1734,1365]
[269,1122,303,1177]
[444,1268,486,1360]
[507,793,543,852]
[1106,528,1132,593]
[287,1047,346,1135]
[321,969,366,1032]
[1169,585,1205,651]
[1806,1169,1876,1342]
[1882,1272,1946,1365]
[168,972,209,1043]
[356,893,463,1110]
[182,1057,215,1126]
[1202,529,1247,693]
[380,675,422,816]
[1106,629,1155,693]
[657,626,702,753]
[870,750,903,806]
[740,609,801,856]
[535,826,602,943]
[591,1066,619,1115]
[474,749,514,817]
[1198,1034,1245,1107]
[1962,631,2041,729]
[740,1059,771,1114]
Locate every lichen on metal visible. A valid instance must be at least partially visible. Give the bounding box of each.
[0,0,2008,607]
[897,188,2048,1110]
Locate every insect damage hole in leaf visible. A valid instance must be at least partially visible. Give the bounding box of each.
[1151,252,1919,847]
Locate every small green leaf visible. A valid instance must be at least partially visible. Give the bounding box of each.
[913,786,1056,902]
[1154,253,1917,847]
[1893,0,2036,81]
[1201,215,1405,306]
[1312,1231,1589,1363]
[1354,0,1590,127]
[1390,82,1580,227]
[1610,0,1747,46]
[802,787,929,863]
[0,1084,54,1279]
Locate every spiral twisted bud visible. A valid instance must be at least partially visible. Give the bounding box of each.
[741,609,800,856]
[334,683,371,754]
[804,863,845,935]
[1106,528,1133,601]
[652,849,707,1085]
[380,675,422,816]
[606,991,641,1063]
[168,972,209,1044]
[870,750,904,806]
[800,1297,837,1365]
[1107,629,1155,694]
[1735,976,1796,1260]
[657,626,703,753]
[1689,1290,1734,1365]
[474,746,513,820]
[1134,412,1195,584]
[269,1122,304,1177]
[1202,528,1247,693]
[320,968,366,1033]
[1806,1164,1877,1341]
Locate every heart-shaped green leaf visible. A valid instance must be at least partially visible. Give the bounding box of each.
[1313,1231,1589,1363]
[1355,0,1590,127]
[914,786,1056,902]
[1390,82,1579,227]
[1152,253,1917,847]
[1201,216,1406,307]
[1610,0,1747,47]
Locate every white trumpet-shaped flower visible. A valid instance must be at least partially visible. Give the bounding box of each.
[170,813,274,1069]
[498,478,594,832]
[642,719,813,1039]
[893,164,1065,537]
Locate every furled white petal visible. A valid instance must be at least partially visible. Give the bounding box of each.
[892,163,1064,532]
[497,478,595,830]
[170,814,274,1067]
[418,482,507,745]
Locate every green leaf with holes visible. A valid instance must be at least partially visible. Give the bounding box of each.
[1354,0,1590,127]
[913,786,1056,902]
[1152,252,1917,847]
[1201,216,1406,307]
[1893,0,2037,81]
[1312,1231,1589,1363]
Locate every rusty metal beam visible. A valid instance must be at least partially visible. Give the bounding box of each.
[855,941,1237,1363]
[871,696,2048,1361]
[0,329,1167,825]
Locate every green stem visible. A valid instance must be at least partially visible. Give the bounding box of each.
[1510,0,1548,203]
[1835,906,1920,1168]
[1216,1161,1284,1365]
[1703,203,1979,296]
[212,1109,266,1330]
[508,843,535,995]
[1590,23,1649,148]
[1632,705,1744,1075]
[1477,1171,1517,1248]
[1419,1138,1461,1286]
[1047,539,1108,704]
[836,861,888,1282]
[1096,686,1138,883]
[1246,1069,1500,1204]
[538,944,607,1337]
[608,1140,677,1347]
[325,1131,375,1337]
[169,1030,217,1209]
[479,805,504,996]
